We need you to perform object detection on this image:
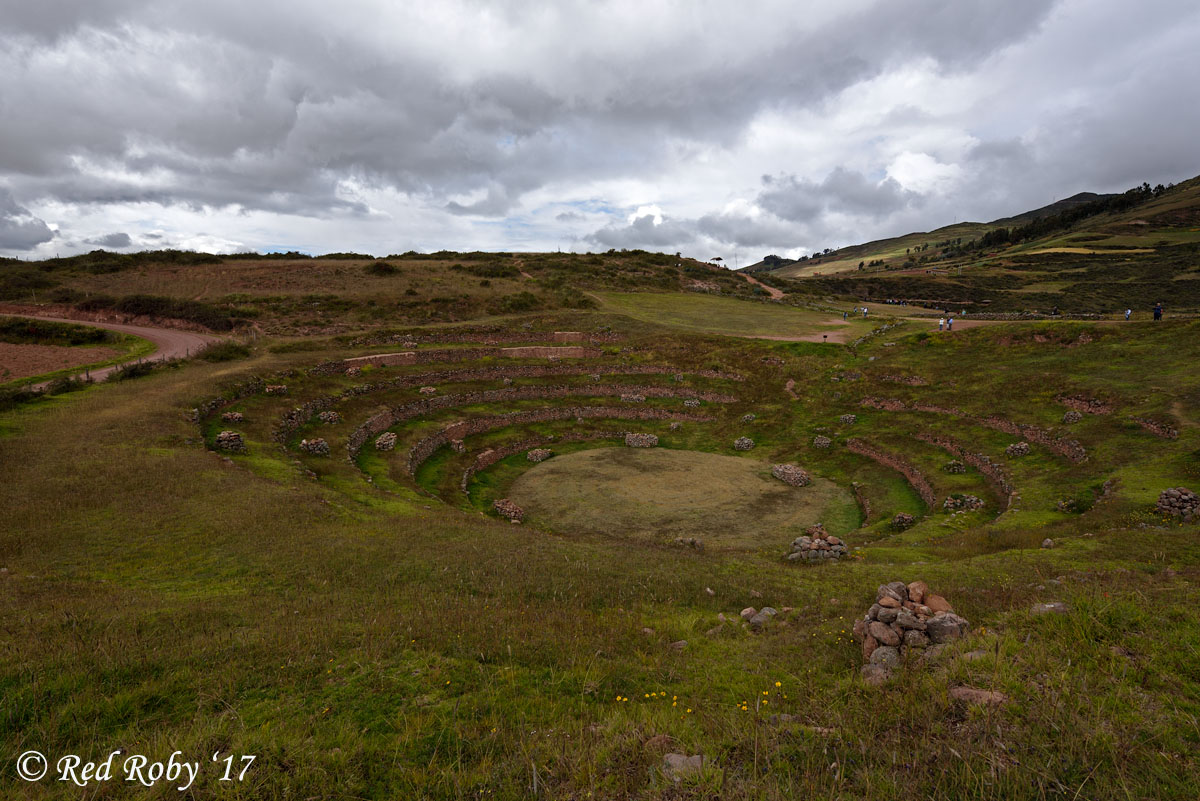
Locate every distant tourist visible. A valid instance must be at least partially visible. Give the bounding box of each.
[938,317,945,331]
[947,317,954,331]
[843,311,848,321]
[1125,308,1132,321]
[862,308,868,318]
[1154,302,1163,321]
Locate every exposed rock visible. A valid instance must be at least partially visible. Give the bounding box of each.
[740,607,757,621]
[924,594,953,614]
[949,686,1007,705]
[1005,441,1031,457]
[771,464,812,487]
[868,621,900,647]
[662,753,705,781]
[906,581,928,604]
[1041,537,1054,549]
[1031,601,1069,615]
[733,436,755,451]
[669,422,682,431]
[299,438,330,456]
[860,664,893,685]
[812,435,833,449]
[669,640,687,651]
[673,536,704,552]
[925,613,969,644]
[526,448,553,463]
[493,498,524,522]
[375,432,397,451]
[624,432,659,448]
[869,646,900,665]
[215,430,247,453]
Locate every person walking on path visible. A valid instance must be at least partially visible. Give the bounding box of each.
[938,317,945,331]
[1125,308,1132,321]
[1153,302,1163,321]
[947,317,954,331]
[843,310,848,321]
[862,307,868,318]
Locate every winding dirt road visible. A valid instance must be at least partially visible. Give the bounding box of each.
[739,271,786,299]
[0,313,220,387]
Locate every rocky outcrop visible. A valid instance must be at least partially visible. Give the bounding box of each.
[787,524,848,562]
[845,438,936,509]
[734,436,755,451]
[625,432,659,448]
[771,464,811,487]
[215,430,247,453]
[1156,487,1198,522]
[853,581,969,682]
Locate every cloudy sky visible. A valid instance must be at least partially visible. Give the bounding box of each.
[2,0,1198,261]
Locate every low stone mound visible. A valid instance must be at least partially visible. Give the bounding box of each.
[215,430,247,453]
[493,498,524,522]
[625,433,658,448]
[742,413,756,423]
[1133,417,1179,439]
[317,410,342,424]
[684,398,700,408]
[787,523,847,562]
[853,581,969,682]
[526,448,553,463]
[734,436,755,451]
[299,438,330,456]
[620,393,646,403]
[944,494,984,512]
[1057,394,1111,414]
[345,366,362,377]
[264,384,288,396]
[673,536,704,551]
[943,460,966,474]
[375,432,397,451]
[669,422,682,431]
[890,512,916,531]
[1157,487,1198,523]
[1062,410,1083,424]
[221,411,244,423]
[812,435,832,449]
[419,386,437,395]
[839,414,857,425]
[771,464,811,487]
[1005,441,1031,457]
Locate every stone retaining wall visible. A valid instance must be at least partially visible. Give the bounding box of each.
[347,329,618,347]
[459,431,627,492]
[914,432,1018,512]
[845,438,936,509]
[344,346,601,368]
[407,406,714,475]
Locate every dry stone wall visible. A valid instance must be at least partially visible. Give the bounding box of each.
[460,431,627,492]
[343,346,601,369]
[914,432,1017,512]
[845,438,937,509]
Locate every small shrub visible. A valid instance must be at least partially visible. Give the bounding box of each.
[365,261,399,276]
[108,361,157,382]
[196,341,251,362]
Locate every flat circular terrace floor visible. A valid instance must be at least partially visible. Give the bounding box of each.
[506,448,858,548]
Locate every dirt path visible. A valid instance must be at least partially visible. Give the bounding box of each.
[740,271,785,299]
[0,313,220,388]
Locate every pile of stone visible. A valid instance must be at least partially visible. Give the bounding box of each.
[450,439,466,454]
[740,605,779,631]
[503,377,514,385]
[215,430,247,453]
[620,393,646,403]
[787,524,848,562]
[669,422,682,431]
[771,464,812,487]
[944,494,984,512]
[1062,410,1083,424]
[890,512,916,530]
[1157,487,1198,523]
[345,366,362,377]
[264,384,288,396]
[317,410,342,424]
[734,437,755,451]
[1006,441,1031,457]
[375,432,398,451]
[419,386,437,395]
[299,438,330,456]
[742,413,756,423]
[526,448,553,463]
[1056,498,1079,513]
[943,460,966,474]
[853,581,970,680]
[673,536,704,551]
[493,498,524,522]
[625,433,659,448]
[839,414,857,425]
[812,435,832,449]
[221,411,244,423]
[683,399,700,408]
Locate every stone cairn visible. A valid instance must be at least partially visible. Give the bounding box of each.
[375,432,397,451]
[1005,441,1031,457]
[683,399,701,408]
[839,414,857,425]
[787,524,848,562]
[620,393,646,403]
[215,430,247,453]
[853,581,970,681]
[299,438,330,456]
[526,448,553,463]
[943,459,966,474]
[742,413,756,423]
[221,411,244,423]
[734,436,755,451]
[890,512,916,530]
[1062,410,1083,424]
[264,384,288,396]
[493,499,524,522]
[673,536,704,551]
[771,464,812,487]
[812,435,832,449]
[317,410,342,424]
[669,422,682,431]
[419,386,437,395]
[625,433,659,448]
[1157,487,1198,523]
[345,366,362,377]
[944,494,984,512]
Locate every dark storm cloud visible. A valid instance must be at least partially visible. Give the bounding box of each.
[0,189,55,250]
[86,232,132,248]
[758,169,919,222]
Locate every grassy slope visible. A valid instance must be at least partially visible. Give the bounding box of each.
[0,317,156,389]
